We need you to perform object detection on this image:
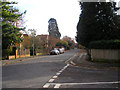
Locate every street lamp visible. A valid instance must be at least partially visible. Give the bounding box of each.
[28,29,36,56]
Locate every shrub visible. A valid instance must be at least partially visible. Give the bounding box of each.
[2,49,12,59]
[88,40,120,49]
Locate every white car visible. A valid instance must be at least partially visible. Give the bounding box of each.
[50,49,60,55]
[57,48,64,54]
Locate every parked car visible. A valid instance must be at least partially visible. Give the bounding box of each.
[57,48,64,54]
[50,49,60,55]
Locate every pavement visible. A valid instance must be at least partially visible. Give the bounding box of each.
[1,54,49,66]
[66,49,120,71]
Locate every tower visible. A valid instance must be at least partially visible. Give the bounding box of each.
[118,1,120,15]
[48,18,61,39]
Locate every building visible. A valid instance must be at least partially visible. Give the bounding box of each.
[80,0,114,2]
[48,18,61,39]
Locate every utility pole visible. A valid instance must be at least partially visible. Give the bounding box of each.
[28,29,36,56]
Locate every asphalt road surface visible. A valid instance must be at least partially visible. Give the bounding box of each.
[2,49,79,88]
[2,49,119,89]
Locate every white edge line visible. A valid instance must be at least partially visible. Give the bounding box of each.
[50,81,120,85]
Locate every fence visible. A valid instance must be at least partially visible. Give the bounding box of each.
[8,48,49,60]
[8,49,30,59]
[16,49,30,58]
[36,49,49,55]
[91,49,120,60]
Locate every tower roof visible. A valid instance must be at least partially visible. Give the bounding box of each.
[48,18,56,23]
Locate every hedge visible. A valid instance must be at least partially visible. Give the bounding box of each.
[88,40,120,49]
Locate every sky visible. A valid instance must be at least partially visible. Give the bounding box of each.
[9,0,119,40]
[9,0,81,40]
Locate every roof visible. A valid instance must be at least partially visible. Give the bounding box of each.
[23,34,29,37]
[37,34,49,37]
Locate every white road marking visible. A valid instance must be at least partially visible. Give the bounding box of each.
[43,64,70,88]
[42,64,70,88]
[56,72,61,75]
[59,70,63,73]
[51,81,120,86]
[70,61,76,65]
[66,64,69,67]
[53,76,58,79]
[62,64,69,71]
[64,65,68,68]
[54,84,61,88]
[79,53,83,58]
[43,81,120,88]
[48,79,55,82]
[63,66,67,69]
[43,83,50,88]
[61,69,64,71]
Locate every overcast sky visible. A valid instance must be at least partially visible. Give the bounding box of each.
[10,0,80,40]
[9,0,119,40]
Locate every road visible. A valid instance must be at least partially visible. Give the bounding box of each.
[2,49,79,88]
[2,49,119,89]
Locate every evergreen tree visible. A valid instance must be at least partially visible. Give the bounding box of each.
[1,1,26,57]
[2,2,26,49]
[76,2,120,47]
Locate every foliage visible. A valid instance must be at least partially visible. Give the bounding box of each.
[1,1,26,58]
[21,35,31,49]
[62,36,75,49]
[1,2,26,48]
[35,35,48,49]
[88,40,120,49]
[56,40,69,50]
[76,2,120,48]
[48,36,59,50]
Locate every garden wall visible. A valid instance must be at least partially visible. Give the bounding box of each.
[91,49,120,60]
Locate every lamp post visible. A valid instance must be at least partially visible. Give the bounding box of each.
[28,29,36,56]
